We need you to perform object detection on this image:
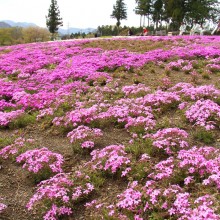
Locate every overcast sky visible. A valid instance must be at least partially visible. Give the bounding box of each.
[0,0,141,29]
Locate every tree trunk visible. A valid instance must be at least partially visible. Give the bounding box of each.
[148,14,150,27]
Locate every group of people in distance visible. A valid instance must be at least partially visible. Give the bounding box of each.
[127,18,220,37]
[128,27,149,36]
[179,18,220,36]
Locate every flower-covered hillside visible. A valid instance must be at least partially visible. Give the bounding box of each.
[0,36,220,220]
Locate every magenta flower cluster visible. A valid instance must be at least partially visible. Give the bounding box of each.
[185,99,220,130]
[88,145,130,174]
[27,172,94,220]
[0,109,24,126]
[67,125,103,144]
[16,147,64,173]
[150,128,189,155]
[0,137,34,159]
[0,197,7,213]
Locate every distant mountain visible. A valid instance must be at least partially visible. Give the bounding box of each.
[59,27,96,35]
[0,20,96,34]
[0,21,11,28]
[0,20,37,28]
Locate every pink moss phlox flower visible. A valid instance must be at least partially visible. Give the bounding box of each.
[169,83,220,101]
[185,99,220,130]
[67,125,103,143]
[81,141,95,149]
[168,192,191,216]
[117,181,142,210]
[184,176,194,185]
[37,108,54,120]
[148,157,174,180]
[122,84,150,96]
[0,109,24,126]
[0,137,34,159]
[151,128,189,154]
[178,102,188,110]
[206,63,220,73]
[178,146,220,188]
[43,204,72,220]
[27,173,73,210]
[16,147,64,173]
[165,59,186,71]
[27,170,94,219]
[180,195,219,220]
[0,99,16,111]
[66,104,99,126]
[0,197,7,213]
[89,145,130,174]
[140,90,181,108]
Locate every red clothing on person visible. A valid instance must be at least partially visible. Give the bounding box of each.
[143,28,148,36]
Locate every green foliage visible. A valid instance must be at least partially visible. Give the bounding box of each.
[0,28,13,45]
[129,159,152,181]
[0,26,50,46]
[165,69,171,76]
[193,128,215,144]
[125,138,153,159]
[9,113,37,129]
[134,0,219,31]
[132,77,142,84]
[7,71,20,81]
[31,167,54,184]
[155,116,171,130]
[202,73,211,79]
[22,27,51,43]
[89,171,105,188]
[152,0,164,29]
[0,137,13,148]
[185,0,219,24]
[148,212,166,220]
[44,63,57,70]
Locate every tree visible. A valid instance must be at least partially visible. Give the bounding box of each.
[22,27,50,43]
[152,0,164,29]
[184,0,220,25]
[0,28,13,45]
[135,0,152,27]
[163,0,187,30]
[111,0,127,28]
[46,0,63,39]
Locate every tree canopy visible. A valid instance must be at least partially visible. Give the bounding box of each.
[111,0,127,27]
[134,0,220,30]
[46,0,63,36]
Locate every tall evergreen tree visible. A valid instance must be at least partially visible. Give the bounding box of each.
[46,0,63,38]
[111,0,127,28]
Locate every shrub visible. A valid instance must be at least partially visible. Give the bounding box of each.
[27,172,94,220]
[16,147,64,182]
